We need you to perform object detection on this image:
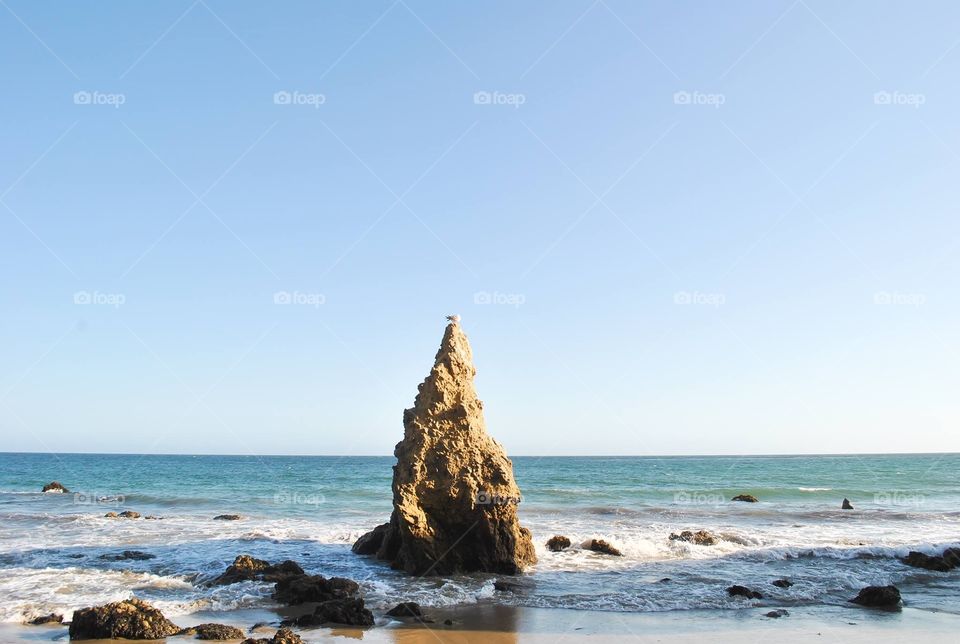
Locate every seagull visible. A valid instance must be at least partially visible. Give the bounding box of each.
[446,314,461,324]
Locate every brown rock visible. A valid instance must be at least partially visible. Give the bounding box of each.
[586,539,622,556]
[361,321,536,575]
[242,627,303,644]
[42,481,69,493]
[69,598,180,640]
[117,511,141,519]
[212,555,303,586]
[546,535,572,551]
[293,598,373,627]
[669,530,717,546]
[273,574,359,605]
[186,623,245,640]
[213,514,242,521]
[352,523,389,555]
[27,613,63,625]
[731,494,759,503]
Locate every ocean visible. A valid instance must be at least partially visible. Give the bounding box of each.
[1,452,958,624]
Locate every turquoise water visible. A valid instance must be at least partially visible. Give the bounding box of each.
[0,452,958,622]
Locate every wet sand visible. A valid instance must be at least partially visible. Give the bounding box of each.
[5,602,960,643]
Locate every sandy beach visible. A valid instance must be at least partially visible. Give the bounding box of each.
[5,603,960,643]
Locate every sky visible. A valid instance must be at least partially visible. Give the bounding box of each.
[1,1,958,456]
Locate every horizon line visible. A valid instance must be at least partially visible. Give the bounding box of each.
[2,450,957,458]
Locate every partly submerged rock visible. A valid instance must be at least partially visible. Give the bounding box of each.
[493,577,534,594]
[27,613,63,625]
[586,539,622,556]
[727,585,763,599]
[546,535,572,552]
[69,598,180,640]
[842,498,854,510]
[42,481,69,493]
[352,523,389,555]
[385,602,423,618]
[116,510,141,519]
[772,578,793,588]
[292,598,374,627]
[213,514,242,521]
[99,550,155,561]
[357,320,536,575]
[765,609,789,618]
[669,530,717,546]
[901,551,952,572]
[273,574,359,606]
[242,627,303,644]
[212,555,303,586]
[849,585,901,608]
[731,494,759,503]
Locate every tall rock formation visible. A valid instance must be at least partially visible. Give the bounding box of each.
[353,320,536,575]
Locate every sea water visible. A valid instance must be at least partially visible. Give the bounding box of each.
[0,452,957,622]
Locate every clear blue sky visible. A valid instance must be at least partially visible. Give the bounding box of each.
[1,1,958,455]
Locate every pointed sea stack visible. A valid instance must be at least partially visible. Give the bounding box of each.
[354,320,536,575]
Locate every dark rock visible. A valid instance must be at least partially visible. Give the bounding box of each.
[214,514,242,521]
[546,535,572,552]
[273,574,359,605]
[294,598,373,627]
[352,523,389,555]
[69,598,180,640]
[659,578,671,583]
[187,623,245,640]
[99,550,156,561]
[849,585,902,608]
[943,547,960,568]
[901,551,951,572]
[586,539,622,556]
[765,609,789,618]
[117,511,141,519]
[241,627,303,644]
[493,578,533,593]
[212,555,304,586]
[772,578,793,588]
[842,498,854,510]
[731,494,759,503]
[27,613,63,625]
[42,481,69,493]
[727,585,763,599]
[669,530,717,546]
[385,602,422,618]
[444,619,454,625]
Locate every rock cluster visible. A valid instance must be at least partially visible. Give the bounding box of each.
[69,598,180,640]
[211,555,303,586]
[353,321,536,575]
[901,548,960,572]
[727,585,762,599]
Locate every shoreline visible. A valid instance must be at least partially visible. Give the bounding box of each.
[5,602,960,643]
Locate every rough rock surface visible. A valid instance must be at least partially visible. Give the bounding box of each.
[292,598,374,627]
[212,555,303,586]
[42,481,69,493]
[546,535,571,551]
[69,598,180,640]
[242,627,303,644]
[185,623,245,640]
[385,602,423,618]
[849,585,901,608]
[901,551,952,572]
[669,530,717,546]
[351,523,389,555]
[354,321,536,575]
[273,574,359,605]
[731,494,759,503]
[586,539,622,556]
